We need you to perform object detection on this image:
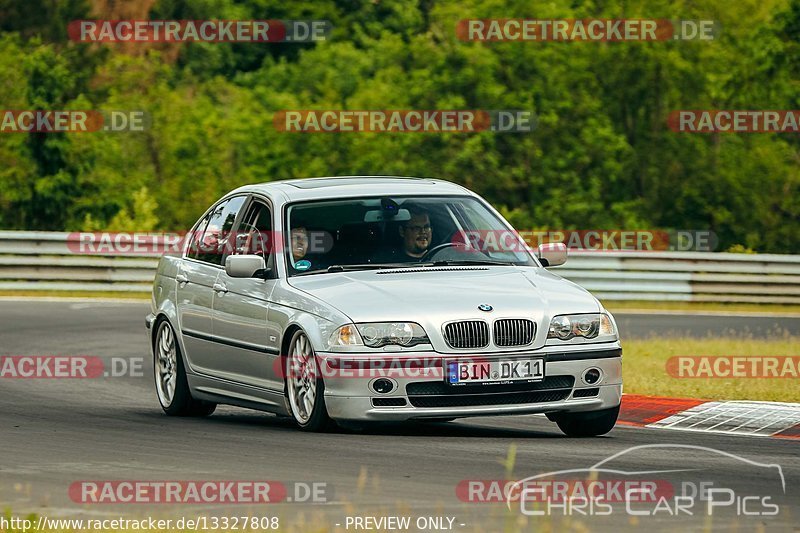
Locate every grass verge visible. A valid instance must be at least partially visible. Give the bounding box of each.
[624,337,799,402]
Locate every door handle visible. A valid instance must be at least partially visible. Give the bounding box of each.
[213,282,228,293]
[176,273,189,284]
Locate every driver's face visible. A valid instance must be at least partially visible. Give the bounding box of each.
[401,214,432,256]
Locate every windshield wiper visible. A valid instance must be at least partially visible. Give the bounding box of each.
[294,260,511,276]
[328,262,430,272]
[428,259,511,267]
[293,263,422,276]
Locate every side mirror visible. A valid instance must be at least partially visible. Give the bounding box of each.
[225,254,268,278]
[537,242,567,267]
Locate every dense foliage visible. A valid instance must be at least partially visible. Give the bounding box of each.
[1,0,799,252]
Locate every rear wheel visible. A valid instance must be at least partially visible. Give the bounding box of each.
[154,320,216,417]
[286,330,334,432]
[553,405,619,437]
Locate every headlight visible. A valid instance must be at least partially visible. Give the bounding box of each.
[547,313,616,342]
[330,324,363,346]
[356,322,430,348]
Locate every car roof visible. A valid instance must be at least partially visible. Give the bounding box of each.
[229,176,473,202]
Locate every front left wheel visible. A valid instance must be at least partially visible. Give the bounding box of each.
[285,330,334,432]
[154,320,216,417]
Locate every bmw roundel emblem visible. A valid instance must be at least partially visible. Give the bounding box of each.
[478,304,493,312]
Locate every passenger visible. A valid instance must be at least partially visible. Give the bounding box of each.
[291,226,310,260]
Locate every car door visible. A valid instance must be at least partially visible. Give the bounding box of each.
[177,195,247,375]
[211,196,284,391]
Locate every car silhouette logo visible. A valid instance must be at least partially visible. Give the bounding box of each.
[478,304,493,312]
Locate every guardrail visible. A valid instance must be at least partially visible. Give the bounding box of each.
[0,232,159,293]
[0,231,798,303]
[558,251,800,304]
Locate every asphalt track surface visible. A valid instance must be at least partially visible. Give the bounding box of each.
[0,300,798,531]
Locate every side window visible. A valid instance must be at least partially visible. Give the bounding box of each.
[187,212,212,260]
[192,196,247,265]
[232,200,274,265]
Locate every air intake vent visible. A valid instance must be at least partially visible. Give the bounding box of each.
[409,390,570,408]
[372,397,407,407]
[443,320,490,349]
[493,319,536,347]
[407,376,574,396]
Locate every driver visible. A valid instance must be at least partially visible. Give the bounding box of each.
[398,206,432,260]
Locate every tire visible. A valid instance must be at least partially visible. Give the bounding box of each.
[154,320,216,417]
[553,405,619,437]
[285,330,334,432]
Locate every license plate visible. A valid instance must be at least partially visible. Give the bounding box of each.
[446,358,544,385]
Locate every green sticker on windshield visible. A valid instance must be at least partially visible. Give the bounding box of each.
[294,259,311,271]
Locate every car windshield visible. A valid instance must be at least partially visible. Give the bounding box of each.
[284,195,537,275]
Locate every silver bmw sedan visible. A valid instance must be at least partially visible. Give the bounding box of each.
[146,176,622,436]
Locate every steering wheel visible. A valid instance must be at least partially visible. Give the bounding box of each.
[420,242,466,262]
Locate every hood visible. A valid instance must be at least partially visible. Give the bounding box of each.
[287,266,600,325]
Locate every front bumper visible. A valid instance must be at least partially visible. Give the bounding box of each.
[318,346,622,422]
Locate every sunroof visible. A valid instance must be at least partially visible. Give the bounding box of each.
[287,177,435,189]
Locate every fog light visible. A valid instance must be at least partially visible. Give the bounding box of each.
[582,368,602,385]
[371,378,395,394]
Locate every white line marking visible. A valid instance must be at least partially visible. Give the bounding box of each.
[705,407,761,431]
[647,400,800,438]
[729,410,775,432]
[656,401,724,429]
